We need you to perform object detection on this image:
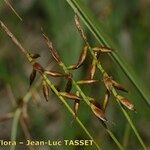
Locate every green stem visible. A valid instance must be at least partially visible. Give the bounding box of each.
[106,129,123,150]
[10,109,21,150]
[88,42,147,149]
[59,62,123,149]
[123,124,130,149]
[42,74,101,150]
[66,0,150,107]
[0,20,101,150]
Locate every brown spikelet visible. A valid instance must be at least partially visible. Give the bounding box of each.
[74,91,80,117]
[112,80,128,93]
[45,70,67,77]
[116,95,135,111]
[89,57,97,79]
[74,15,87,43]
[103,73,113,91]
[92,46,112,53]
[90,100,107,122]
[29,53,40,59]
[29,69,36,86]
[33,62,44,73]
[76,79,98,85]
[43,33,62,64]
[59,92,80,101]
[68,46,88,70]
[74,100,80,117]
[102,90,110,111]
[42,80,49,102]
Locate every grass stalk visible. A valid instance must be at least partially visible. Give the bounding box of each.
[0,20,101,150]
[66,0,150,107]
[64,1,147,149]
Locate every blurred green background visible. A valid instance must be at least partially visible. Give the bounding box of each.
[0,0,149,150]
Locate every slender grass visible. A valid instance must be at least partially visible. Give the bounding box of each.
[66,0,150,107]
[0,20,101,150]
[65,1,147,149]
[57,59,124,149]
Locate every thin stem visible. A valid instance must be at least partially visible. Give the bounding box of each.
[0,20,101,150]
[66,0,150,107]
[59,61,123,149]
[4,0,22,21]
[10,108,21,150]
[87,44,147,149]
[106,129,123,150]
[42,74,101,150]
[123,123,130,149]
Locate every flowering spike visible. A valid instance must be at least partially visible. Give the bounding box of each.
[92,46,112,53]
[112,80,128,93]
[90,100,107,122]
[116,95,135,111]
[43,33,62,64]
[59,92,80,101]
[42,80,49,102]
[29,68,36,86]
[76,79,98,85]
[103,73,113,91]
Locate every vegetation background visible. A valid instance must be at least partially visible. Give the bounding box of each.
[0,0,149,149]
